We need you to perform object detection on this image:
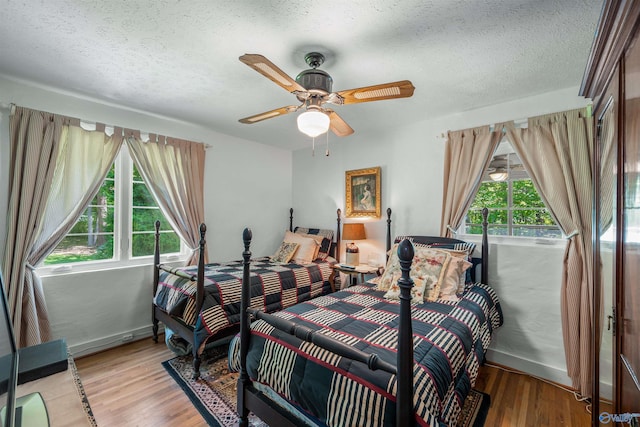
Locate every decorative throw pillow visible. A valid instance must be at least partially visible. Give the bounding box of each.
[422,242,476,284]
[295,228,333,260]
[380,243,451,303]
[271,242,299,263]
[438,255,472,301]
[413,245,472,295]
[296,232,331,260]
[283,230,319,264]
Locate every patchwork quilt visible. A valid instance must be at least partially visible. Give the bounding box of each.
[228,282,503,427]
[154,257,334,350]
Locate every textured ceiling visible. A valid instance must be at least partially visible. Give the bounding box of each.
[0,0,603,150]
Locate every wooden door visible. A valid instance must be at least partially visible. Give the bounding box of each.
[594,65,619,425]
[620,30,640,416]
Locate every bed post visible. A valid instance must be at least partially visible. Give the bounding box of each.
[289,208,294,232]
[481,207,489,285]
[191,223,207,379]
[336,208,342,263]
[238,227,253,427]
[396,239,414,427]
[386,208,392,260]
[152,220,161,343]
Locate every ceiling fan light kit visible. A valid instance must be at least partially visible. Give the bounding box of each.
[489,169,509,181]
[238,52,415,139]
[297,109,330,137]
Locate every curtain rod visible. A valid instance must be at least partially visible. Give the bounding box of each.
[7,103,211,149]
[437,118,527,140]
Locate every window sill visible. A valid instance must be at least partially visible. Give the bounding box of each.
[458,234,566,249]
[37,254,189,278]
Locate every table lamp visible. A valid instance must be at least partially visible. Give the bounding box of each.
[342,223,366,266]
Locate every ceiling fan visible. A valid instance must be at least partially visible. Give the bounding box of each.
[488,154,525,181]
[238,52,415,137]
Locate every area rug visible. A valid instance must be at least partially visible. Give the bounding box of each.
[68,354,99,427]
[163,349,490,427]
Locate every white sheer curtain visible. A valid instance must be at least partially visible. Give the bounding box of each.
[126,133,206,266]
[32,125,123,259]
[504,108,594,397]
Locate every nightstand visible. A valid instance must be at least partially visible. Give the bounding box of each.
[332,264,382,288]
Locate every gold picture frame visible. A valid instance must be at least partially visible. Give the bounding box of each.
[345,167,381,218]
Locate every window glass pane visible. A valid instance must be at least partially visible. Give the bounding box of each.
[512,179,546,208]
[470,182,507,208]
[132,231,180,257]
[45,232,114,265]
[512,227,562,239]
[513,209,556,225]
[132,207,173,232]
[132,182,157,207]
[131,165,180,257]
[464,141,560,238]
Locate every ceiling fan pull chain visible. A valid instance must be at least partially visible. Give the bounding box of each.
[312,137,315,156]
[325,131,330,156]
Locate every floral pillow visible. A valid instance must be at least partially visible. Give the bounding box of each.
[380,244,452,303]
[271,242,299,263]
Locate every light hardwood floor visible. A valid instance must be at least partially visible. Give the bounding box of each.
[75,337,599,426]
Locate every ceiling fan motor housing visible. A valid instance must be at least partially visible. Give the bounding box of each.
[296,68,333,94]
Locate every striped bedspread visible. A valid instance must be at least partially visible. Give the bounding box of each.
[228,282,503,427]
[154,257,334,349]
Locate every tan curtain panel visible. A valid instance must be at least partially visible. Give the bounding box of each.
[505,108,594,397]
[3,107,66,346]
[440,125,503,237]
[3,107,124,347]
[126,134,206,266]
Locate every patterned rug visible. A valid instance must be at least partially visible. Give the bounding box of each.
[163,347,490,427]
[68,354,98,427]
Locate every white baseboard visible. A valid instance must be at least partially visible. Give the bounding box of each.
[68,324,165,358]
[485,348,612,400]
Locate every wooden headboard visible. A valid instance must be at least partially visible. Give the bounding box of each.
[384,207,489,284]
[288,208,342,262]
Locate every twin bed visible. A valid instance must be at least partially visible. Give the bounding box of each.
[152,208,503,426]
[152,209,343,375]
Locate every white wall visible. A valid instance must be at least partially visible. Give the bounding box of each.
[293,86,593,390]
[0,76,292,356]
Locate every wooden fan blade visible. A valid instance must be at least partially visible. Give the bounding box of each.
[239,54,307,93]
[239,105,298,124]
[327,110,354,136]
[334,80,415,105]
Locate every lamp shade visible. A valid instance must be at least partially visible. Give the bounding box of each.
[342,223,366,241]
[297,110,330,137]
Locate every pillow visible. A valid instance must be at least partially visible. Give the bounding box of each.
[294,228,333,260]
[366,275,382,285]
[438,255,472,301]
[283,230,319,264]
[380,243,451,303]
[421,242,476,284]
[413,245,472,293]
[296,232,331,261]
[271,242,299,263]
[399,238,476,284]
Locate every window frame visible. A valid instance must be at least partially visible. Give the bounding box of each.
[459,141,563,245]
[38,144,189,276]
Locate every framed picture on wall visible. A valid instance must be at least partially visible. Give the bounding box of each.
[345,166,381,218]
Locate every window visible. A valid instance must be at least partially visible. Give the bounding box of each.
[43,146,184,268]
[464,142,561,239]
[131,165,180,257]
[44,166,116,265]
